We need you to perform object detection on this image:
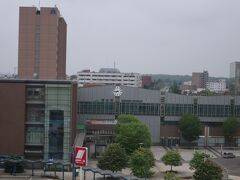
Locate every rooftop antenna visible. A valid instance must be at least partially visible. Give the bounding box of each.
[114,61,116,69]
[38,0,40,9]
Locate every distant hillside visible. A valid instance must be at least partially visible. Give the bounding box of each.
[152,74,191,83]
[151,74,228,83]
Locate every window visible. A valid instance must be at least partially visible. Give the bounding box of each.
[50,8,56,15]
[49,110,64,159]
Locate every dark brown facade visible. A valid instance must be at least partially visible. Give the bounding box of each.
[18,7,66,80]
[192,71,209,89]
[142,75,152,88]
[0,83,25,155]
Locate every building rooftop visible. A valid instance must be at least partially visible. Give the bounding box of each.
[0,79,75,85]
[99,68,120,73]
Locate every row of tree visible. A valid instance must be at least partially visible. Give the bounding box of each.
[97,114,228,179]
[97,114,155,178]
[163,150,223,180]
[179,114,240,145]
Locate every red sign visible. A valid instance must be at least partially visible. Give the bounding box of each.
[75,147,88,166]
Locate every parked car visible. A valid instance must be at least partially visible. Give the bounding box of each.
[0,155,9,168]
[223,152,236,158]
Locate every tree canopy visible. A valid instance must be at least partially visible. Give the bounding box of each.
[97,143,128,172]
[116,114,151,155]
[164,172,180,180]
[223,117,240,145]
[161,150,182,172]
[189,151,209,170]
[193,160,223,180]
[130,147,155,178]
[169,81,181,94]
[117,114,139,125]
[179,114,202,143]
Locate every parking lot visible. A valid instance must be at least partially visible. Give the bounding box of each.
[213,157,240,177]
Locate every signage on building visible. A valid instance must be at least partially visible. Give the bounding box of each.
[75,147,88,166]
[88,119,117,125]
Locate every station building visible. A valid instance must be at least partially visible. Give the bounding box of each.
[0,80,77,162]
[78,85,240,156]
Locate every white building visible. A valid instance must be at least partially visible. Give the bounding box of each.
[0,73,17,79]
[77,68,142,87]
[206,79,227,93]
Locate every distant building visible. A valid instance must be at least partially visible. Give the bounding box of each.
[142,75,152,88]
[180,81,192,94]
[0,73,17,79]
[18,6,67,80]
[192,71,209,89]
[230,62,240,94]
[207,79,227,93]
[77,68,142,87]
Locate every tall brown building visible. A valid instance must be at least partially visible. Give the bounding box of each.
[18,6,66,80]
[192,70,209,89]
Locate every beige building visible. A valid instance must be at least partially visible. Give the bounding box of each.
[18,6,66,80]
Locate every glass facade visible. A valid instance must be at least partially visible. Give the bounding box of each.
[25,83,73,162]
[165,104,193,116]
[44,84,72,162]
[25,126,44,145]
[27,104,45,123]
[198,105,231,117]
[78,102,160,115]
[26,86,45,101]
[79,101,240,118]
[49,110,64,159]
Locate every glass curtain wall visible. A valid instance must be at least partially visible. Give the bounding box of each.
[44,84,72,162]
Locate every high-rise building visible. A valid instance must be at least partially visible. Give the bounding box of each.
[142,75,152,88]
[192,71,209,89]
[18,6,66,80]
[230,62,240,94]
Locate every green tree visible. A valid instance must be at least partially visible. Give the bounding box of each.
[161,150,182,172]
[189,151,209,170]
[164,172,180,180]
[130,147,155,178]
[223,117,240,146]
[117,114,139,125]
[179,114,202,143]
[169,81,181,94]
[116,115,151,155]
[97,143,128,172]
[193,160,223,180]
[70,74,77,80]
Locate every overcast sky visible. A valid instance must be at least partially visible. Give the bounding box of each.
[1,0,240,77]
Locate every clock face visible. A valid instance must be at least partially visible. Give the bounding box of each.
[113,86,123,97]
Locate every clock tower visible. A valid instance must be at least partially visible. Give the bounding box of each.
[113,86,122,119]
